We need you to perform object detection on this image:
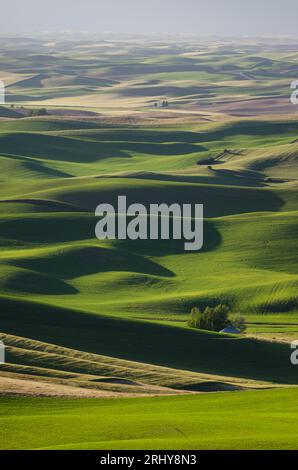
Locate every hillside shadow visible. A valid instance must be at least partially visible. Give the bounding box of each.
[210,168,266,187]
[4,270,77,295]
[198,120,298,142]
[118,84,215,98]
[123,171,266,187]
[0,214,95,244]
[0,133,131,163]
[76,129,205,144]
[11,246,174,279]
[1,296,297,385]
[114,220,221,256]
[0,133,205,163]
[88,183,284,217]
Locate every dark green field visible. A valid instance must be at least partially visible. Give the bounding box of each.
[0,34,297,449]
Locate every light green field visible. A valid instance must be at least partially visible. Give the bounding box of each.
[1,389,298,449]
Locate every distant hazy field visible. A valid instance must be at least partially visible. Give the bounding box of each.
[0,34,297,449]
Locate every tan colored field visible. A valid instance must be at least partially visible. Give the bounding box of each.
[0,332,288,399]
[1,72,35,87]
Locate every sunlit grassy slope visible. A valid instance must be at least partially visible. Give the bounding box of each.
[0,36,298,452]
[0,36,298,387]
[1,389,298,449]
[0,113,297,389]
[0,117,297,317]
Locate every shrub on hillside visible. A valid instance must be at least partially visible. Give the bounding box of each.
[188,304,230,332]
[29,108,48,117]
[188,304,247,333]
[230,314,247,332]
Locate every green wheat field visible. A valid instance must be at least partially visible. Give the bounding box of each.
[0,33,297,449]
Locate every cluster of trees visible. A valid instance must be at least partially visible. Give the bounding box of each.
[188,304,246,333]
[154,100,169,108]
[29,108,48,117]
[9,105,48,117]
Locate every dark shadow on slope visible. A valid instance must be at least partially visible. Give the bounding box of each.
[4,271,77,295]
[0,199,86,212]
[0,214,94,244]
[117,171,266,187]
[114,220,221,256]
[210,168,266,187]
[118,85,216,98]
[198,120,298,142]
[0,106,23,118]
[11,246,174,279]
[89,377,141,386]
[67,129,205,144]
[66,181,284,217]
[81,120,297,145]
[173,381,245,392]
[0,296,297,385]
[0,133,204,163]
[0,133,130,162]
[0,153,72,178]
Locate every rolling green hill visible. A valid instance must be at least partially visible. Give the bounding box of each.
[0,35,297,450]
[0,116,297,369]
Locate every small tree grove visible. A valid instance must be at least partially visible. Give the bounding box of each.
[188,304,246,333]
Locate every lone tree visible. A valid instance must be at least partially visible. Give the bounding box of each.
[188,306,202,329]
